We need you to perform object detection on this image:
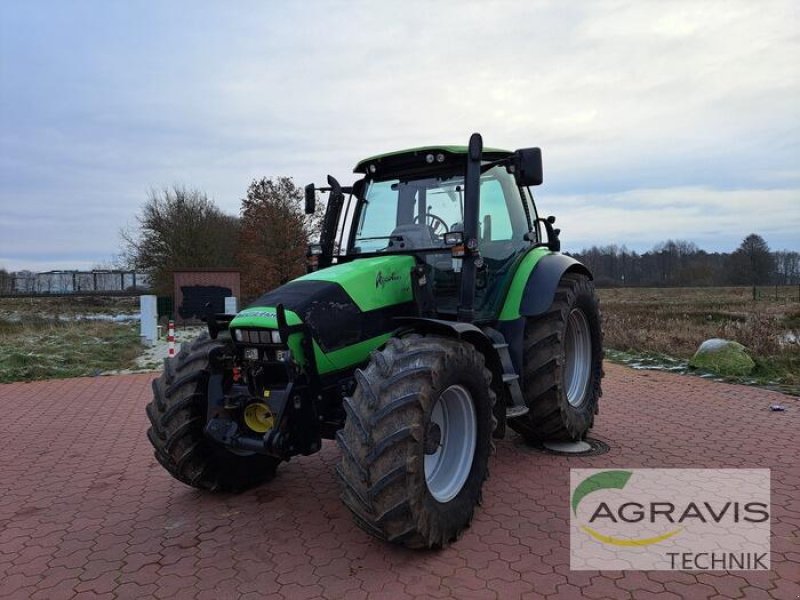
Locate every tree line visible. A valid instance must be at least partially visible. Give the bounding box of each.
[571,235,800,287]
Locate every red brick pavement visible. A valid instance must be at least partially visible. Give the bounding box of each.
[0,363,797,599]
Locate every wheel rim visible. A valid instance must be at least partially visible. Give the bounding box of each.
[424,384,477,503]
[564,308,592,407]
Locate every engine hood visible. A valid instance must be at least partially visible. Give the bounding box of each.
[230,255,416,362]
[291,254,415,312]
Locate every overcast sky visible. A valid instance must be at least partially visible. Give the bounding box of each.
[1,0,798,271]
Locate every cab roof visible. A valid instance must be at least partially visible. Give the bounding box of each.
[354,145,512,176]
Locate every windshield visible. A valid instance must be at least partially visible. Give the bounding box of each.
[352,165,530,254]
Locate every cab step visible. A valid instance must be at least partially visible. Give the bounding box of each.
[485,331,529,418]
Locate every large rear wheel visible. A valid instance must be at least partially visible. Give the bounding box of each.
[145,332,280,492]
[336,335,495,548]
[509,272,603,442]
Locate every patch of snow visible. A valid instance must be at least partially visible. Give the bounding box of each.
[135,326,206,370]
[64,313,140,322]
[0,311,139,323]
[696,338,731,353]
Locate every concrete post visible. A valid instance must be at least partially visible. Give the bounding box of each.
[140,295,158,346]
[224,296,238,314]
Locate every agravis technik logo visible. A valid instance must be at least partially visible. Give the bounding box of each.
[569,469,770,570]
[572,470,682,547]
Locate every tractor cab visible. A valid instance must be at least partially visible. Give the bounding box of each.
[306,141,552,323]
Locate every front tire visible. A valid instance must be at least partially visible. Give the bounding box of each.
[509,272,603,442]
[145,332,280,492]
[336,335,495,548]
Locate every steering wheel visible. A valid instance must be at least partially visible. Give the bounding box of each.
[413,213,449,236]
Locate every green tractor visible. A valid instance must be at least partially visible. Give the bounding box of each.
[146,133,603,548]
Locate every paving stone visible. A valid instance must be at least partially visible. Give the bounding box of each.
[0,365,795,599]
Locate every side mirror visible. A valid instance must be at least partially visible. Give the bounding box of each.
[512,148,543,186]
[304,183,316,215]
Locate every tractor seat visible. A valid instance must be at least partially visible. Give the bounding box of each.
[387,224,440,250]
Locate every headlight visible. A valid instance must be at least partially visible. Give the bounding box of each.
[243,347,259,361]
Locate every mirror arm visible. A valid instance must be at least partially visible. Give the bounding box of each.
[530,216,561,252]
[479,156,512,170]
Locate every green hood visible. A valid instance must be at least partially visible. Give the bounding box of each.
[230,254,416,373]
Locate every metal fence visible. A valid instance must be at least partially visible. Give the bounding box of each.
[0,270,151,296]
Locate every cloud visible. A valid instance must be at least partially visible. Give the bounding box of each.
[0,0,798,271]
[550,186,800,253]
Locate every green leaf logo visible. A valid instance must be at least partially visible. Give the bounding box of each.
[572,470,632,515]
[572,470,682,547]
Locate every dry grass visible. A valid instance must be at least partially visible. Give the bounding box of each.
[0,296,142,383]
[1,290,797,391]
[599,286,800,391]
[0,295,138,318]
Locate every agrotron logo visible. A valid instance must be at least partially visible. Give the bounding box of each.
[375,270,401,289]
[570,469,771,570]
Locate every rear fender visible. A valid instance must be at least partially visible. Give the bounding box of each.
[519,254,592,317]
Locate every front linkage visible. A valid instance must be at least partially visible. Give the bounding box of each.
[202,304,331,459]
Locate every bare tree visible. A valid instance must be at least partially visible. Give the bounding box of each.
[774,250,800,285]
[727,234,776,289]
[121,186,239,294]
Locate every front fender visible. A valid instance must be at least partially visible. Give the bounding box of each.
[392,317,507,437]
[392,318,497,362]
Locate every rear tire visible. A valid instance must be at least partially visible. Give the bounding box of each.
[145,332,280,492]
[336,335,496,548]
[509,272,603,442]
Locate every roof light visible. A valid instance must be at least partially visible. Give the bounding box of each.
[369,164,376,173]
[436,153,445,163]
[426,153,435,164]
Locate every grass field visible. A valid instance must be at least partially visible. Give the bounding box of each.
[0,296,142,383]
[1,288,798,394]
[599,286,800,394]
